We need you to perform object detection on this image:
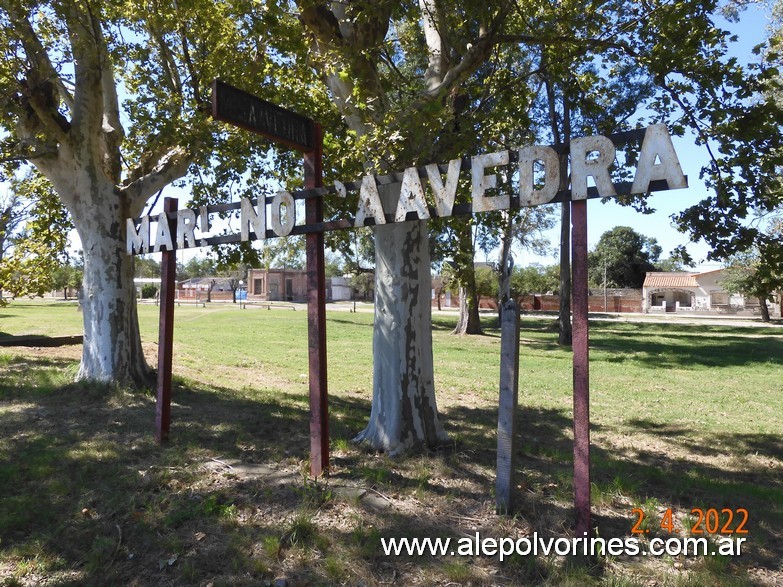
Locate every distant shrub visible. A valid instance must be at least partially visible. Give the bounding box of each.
[141,284,158,299]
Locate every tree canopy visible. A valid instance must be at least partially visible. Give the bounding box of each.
[588,226,662,289]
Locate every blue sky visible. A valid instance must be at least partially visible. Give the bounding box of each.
[518,4,774,272]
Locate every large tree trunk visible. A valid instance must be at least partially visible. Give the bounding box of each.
[454,283,482,335]
[354,214,448,454]
[452,219,482,335]
[558,202,573,345]
[759,295,771,322]
[61,176,151,386]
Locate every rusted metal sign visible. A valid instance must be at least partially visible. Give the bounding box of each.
[211,80,314,152]
[127,125,688,255]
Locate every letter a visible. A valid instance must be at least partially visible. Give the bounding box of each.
[354,175,387,227]
[570,135,616,199]
[152,212,174,253]
[631,124,687,194]
[395,167,430,222]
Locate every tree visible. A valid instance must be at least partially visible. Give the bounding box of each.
[272,0,775,454]
[588,227,662,289]
[134,257,161,279]
[51,261,83,300]
[178,256,217,281]
[216,262,247,304]
[0,171,72,301]
[720,216,783,322]
[721,249,782,322]
[511,264,560,296]
[0,1,253,384]
[259,237,305,271]
[665,4,783,261]
[348,272,374,302]
[492,206,556,312]
[0,190,28,304]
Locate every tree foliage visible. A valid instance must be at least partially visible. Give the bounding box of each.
[0,171,72,301]
[720,216,783,322]
[588,226,662,289]
[512,264,560,296]
[669,3,783,261]
[177,256,216,281]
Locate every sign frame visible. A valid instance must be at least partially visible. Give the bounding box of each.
[211,79,315,152]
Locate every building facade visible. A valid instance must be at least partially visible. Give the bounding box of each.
[643,270,780,316]
[247,268,308,302]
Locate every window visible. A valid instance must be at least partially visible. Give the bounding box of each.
[710,291,729,307]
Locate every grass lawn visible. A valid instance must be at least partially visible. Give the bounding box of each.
[1,300,782,586]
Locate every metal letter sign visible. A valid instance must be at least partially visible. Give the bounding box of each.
[211,80,314,152]
[131,107,689,531]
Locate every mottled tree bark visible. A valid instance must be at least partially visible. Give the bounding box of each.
[354,218,448,454]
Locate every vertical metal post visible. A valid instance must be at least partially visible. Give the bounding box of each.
[571,199,590,536]
[496,298,520,513]
[156,197,178,443]
[305,123,329,477]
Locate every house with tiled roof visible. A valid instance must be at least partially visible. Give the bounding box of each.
[643,269,780,316]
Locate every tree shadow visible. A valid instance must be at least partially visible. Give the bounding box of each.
[1,353,781,585]
[0,333,83,347]
[592,331,783,369]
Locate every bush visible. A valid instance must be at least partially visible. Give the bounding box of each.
[141,284,158,299]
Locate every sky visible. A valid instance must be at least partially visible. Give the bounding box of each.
[516,4,774,273]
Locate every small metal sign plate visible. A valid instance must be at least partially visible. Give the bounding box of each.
[211,80,314,151]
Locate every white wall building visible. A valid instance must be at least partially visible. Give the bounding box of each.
[643,270,780,316]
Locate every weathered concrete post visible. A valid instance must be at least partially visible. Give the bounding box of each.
[496,297,520,513]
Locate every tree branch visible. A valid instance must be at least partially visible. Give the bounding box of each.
[121,146,193,211]
[298,2,388,123]
[419,0,448,91]
[416,3,513,105]
[63,1,104,142]
[5,8,72,145]
[173,0,201,106]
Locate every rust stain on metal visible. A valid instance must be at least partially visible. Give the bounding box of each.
[156,197,178,443]
[305,123,329,477]
[571,199,590,537]
[211,80,314,152]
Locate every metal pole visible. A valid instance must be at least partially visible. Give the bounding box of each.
[305,123,329,477]
[571,198,590,537]
[156,197,178,443]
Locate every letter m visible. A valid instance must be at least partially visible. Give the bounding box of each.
[126,216,150,254]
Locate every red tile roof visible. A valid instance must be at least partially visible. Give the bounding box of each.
[643,272,698,288]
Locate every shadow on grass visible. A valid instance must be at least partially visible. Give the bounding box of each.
[1,351,781,585]
[592,330,783,369]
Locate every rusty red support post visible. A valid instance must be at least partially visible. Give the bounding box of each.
[571,198,591,537]
[156,197,178,443]
[305,123,329,477]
